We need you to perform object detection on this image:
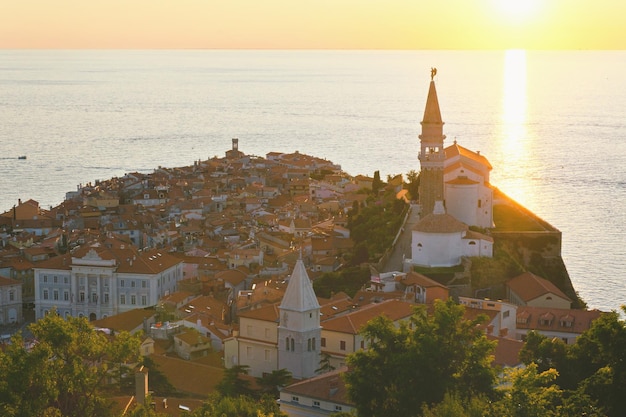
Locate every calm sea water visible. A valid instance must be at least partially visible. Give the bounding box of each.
[0,50,624,312]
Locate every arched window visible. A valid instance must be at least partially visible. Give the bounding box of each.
[285,337,290,351]
[290,338,295,352]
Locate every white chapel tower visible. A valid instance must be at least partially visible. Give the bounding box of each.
[418,68,446,219]
[278,258,321,380]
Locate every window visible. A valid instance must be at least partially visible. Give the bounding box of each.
[142,280,147,288]
[43,290,49,300]
[120,280,125,287]
[321,337,326,347]
[340,340,346,351]
[246,346,252,358]
[53,290,59,301]
[286,337,290,351]
[64,291,69,301]
[360,340,365,349]
[80,292,85,302]
[64,276,69,284]
[141,295,147,306]
[313,401,320,408]
[291,338,295,352]
[9,291,14,301]
[503,310,510,318]
[43,275,48,283]
[92,293,98,303]
[120,295,126,305]
[131,295,136,305]
[335,405,343,411]
[264,349,270,361]
[291,396,299,403]
[312,337,316,350]
[104,293,109,304]
[307,338,312,351]
[131,281,136,288]
[53,276,58,283]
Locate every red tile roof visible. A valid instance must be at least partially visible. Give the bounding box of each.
[507,272,571,303]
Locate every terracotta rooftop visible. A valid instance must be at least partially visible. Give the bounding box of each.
[507,272,571,303]
[413,212,468,233]
[445,142,493,170]
[516,306,603,335]
[321,299,414,334]
[91,308,156,333]
[282,366,352,406]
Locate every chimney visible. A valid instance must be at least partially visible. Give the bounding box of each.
[135,367,148,405]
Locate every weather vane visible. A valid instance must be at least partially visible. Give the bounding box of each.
[430,67,437,81]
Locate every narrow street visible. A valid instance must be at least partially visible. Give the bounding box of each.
[381,204,420,273]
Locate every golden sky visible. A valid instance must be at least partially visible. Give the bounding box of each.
[2,0,625,49]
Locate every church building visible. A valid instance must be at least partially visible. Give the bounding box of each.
[413,70,494,267]
[223,258,321,379]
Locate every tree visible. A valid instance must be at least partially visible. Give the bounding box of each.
[216,365,253,397]
[0,311,141,417]
[315,352,336,374]
[343,299,496,417]
[492,364,563,417]
[372,170,382,194]
[520,308,626,416]
[405,169,420,201]
[188,393,287,417]
[256,368,292,398]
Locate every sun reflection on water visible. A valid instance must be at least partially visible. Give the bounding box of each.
[499,49,531,207]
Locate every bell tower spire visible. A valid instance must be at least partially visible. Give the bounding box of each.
[418,68,446,218]
[278,258,321,379]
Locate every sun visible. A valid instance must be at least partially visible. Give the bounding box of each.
[493,0,541,22]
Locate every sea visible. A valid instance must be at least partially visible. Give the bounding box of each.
[0,50,624,313]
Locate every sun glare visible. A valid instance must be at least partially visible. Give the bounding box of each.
[494,0,540,22]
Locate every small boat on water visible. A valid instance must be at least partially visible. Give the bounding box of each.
[18,156,26,160]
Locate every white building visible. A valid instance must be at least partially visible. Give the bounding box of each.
[444,142,494,229]
[0,275,23,325]
[33,237,183,321]
[411,201,493,267]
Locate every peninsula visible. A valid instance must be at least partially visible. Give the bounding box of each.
[0,74,602,417]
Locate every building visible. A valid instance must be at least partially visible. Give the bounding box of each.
[224,258,321,379]
[33,237,183,320]
[514,306,603,344]
[506,272,572,309]
[417,72,446,219]
[279,367,355,417]
[0,275,22,325]
[411,201,493,267]
[417,73,493,228]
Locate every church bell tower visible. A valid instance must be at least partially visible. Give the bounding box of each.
[418,68,446,218]
[278,258,321,380]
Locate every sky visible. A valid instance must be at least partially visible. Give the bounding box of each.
[2,0,625,50]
